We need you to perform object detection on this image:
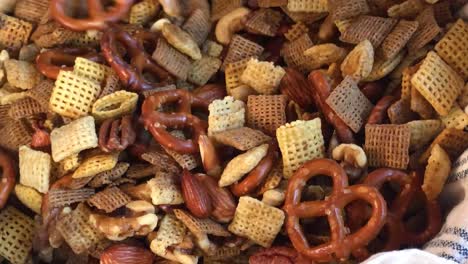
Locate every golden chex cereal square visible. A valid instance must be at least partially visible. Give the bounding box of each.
[225,58,251,94]
[208,96,245,136]
[0,14,32,49]
[128,0,159,25]
[277,119,325,178]
[440,104,468,130]
[411,51,464,116]
[73,57,111,84]
[240,58,286,95]
[73,153,119,179]
[4,59,41,90]
[284,22,309,42]
[228,196,285,247]
[0,207,35,264]
[287,0,328,12]
[419,128,468,162]
[19,146,51,193]
[50,116,98,162]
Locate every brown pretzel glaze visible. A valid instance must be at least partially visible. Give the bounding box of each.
[50,0,134,31]
[101,28,171,92]
[36,48,101,79]
[307,71,355,143]
[250,246,313,264]
[360,82,385,104]
[366,96,397,125]
[284,159,386,262]
[231,142,279,197]
[99,115,136,153]
[0,149,15,210]
[349,169,442,260]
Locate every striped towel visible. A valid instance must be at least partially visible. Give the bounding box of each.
[363,149,468,264]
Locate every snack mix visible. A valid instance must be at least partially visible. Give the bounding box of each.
[0,0,467,263]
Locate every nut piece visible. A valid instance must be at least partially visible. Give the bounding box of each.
[340,39,374,80]
[215,7,251,45]
[100,244,155,264]
[181,170,213,218]
[261,189,285,207]
[279,67,315,109]
[332,143,367,168]
[150,18,171,32]
[162,23,202,60]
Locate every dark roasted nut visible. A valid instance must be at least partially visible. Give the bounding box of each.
[181,170,213,218]
[279,68,315,109]
[100,244,155,264]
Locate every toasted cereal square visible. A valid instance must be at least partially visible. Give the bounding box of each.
[19,146,51,193]
[411,51,464,116]
[0,207,34,264]
[225,58,251,94]
[89,162,130,188]
[281,34,315,73]
[433,0,453,26]
[27,79,54,110]
[14,0,49,23]
[141,150,181,174]
[162,131,200,170]
[56,203,104,254]
[73,57,110,84]
[379,20,419,60]
[330,0,370,21]
[247,95,288,136]
[148,175,184,205]
[14,184,42,214]
[257,162,284,195]
[211,0,244,21]
[128,0,159,25]
[183,9,211,46]
[434,19,468,80]
[0,119,31,152]
[222,35,264,71]
[365,124,410,169]
[411,85,436,119]
[228,196,285,247]
[287,0,328,12]
[387,0,425,18]
[213,127,271,151]
[422,144,451,200]
[459,83,468,109]
[440,104,468,130]
[281,6,327,24]
[245,9,283,37]
[401,64,420,100]
[202,40,223,58]
[240,58,285,95]
[150,214,187,259]
[284,22,309,42]
[0,14,33,49]
[340,15,398,48]
[50,71,102,118]
[325,76,373,132]
[277,119,325,178]
[174,209,230,237]
[88,187,131,213]
[91,90,138,121]
[258,0,288,7]
[188,56,222,86]
[152,38,191,80]
[99,71,122,98]
[50,116,98,162]
[208,96,245,136]
[72,153,119,179]
[420,128,468,163]
[407,7,441,53]
[4,59,41,90]
[8,97,46,120]
[407,119,443,151]
[48,188,95,208]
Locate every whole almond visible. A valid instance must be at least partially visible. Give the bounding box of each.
[196,173,236,223]
[181,169,213,218]
[100,244,154,264]
[279,68,315,109]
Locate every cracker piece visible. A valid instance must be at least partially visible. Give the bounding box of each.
[330,0,370,21]
[183,9,211,46]
[73,57,110,84]
[257,162,284,195]
[379,20,419,60]
[88,162,130,188]
[162,131,200,170]
[0,207,34,264]
[440,104,468,130]
[364,124,411,169]
[208,96,245,136]
[50,71,101,118]
[14,0,49,23]
[219,144,269,187]
[434,19,468,80]
[4,59,41,90]
[88,187,131,213]
[8,97,46,120]
[126,163,159,179]
[326,76,373,132]
[225,58,251,95]
[411,85,437,119]
[152,38,191,80]
[14,184,43,214]
[211,0,244,21]
[276,119,325,178]
[150,214,187,260]
[280,6,327,23]
[340,40,374,80]
[129,0,159,25]
[148,175,184,205]
[0,14,33,50]
[285,22,309,42]
[287,0,328,12]
[213,127,271,151]
[387,0,426,18]
[26,80,54,110]
[364,50,405,81]
[91,90,138,122]
[56,204,104,254]
[407,7,441,53]
[387,99,417,124]
[240,58,285,95]
[48,188,95,208]
[411,51,463,116]
[422,144,451,200]
[245,9,283,37]
[420,128,468,163]
[228,196,285,247]
[340,15,398,48]
[0,119,31,152]
[303,43,347,69]
[407,120,443,151]
[19,146,51,193]
[281,33,315,73]
[50,116,98,162]
[72,153,119,179]
[202,40,223,58]
[222,35,264,71]
[188,56,222,86]
[174,209,230,237]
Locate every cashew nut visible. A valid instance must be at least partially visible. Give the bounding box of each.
[332,144,367,168]
[162,23,202,60]
[215,7,251,45]
[262,189,285,207]
[150,18,171,32]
